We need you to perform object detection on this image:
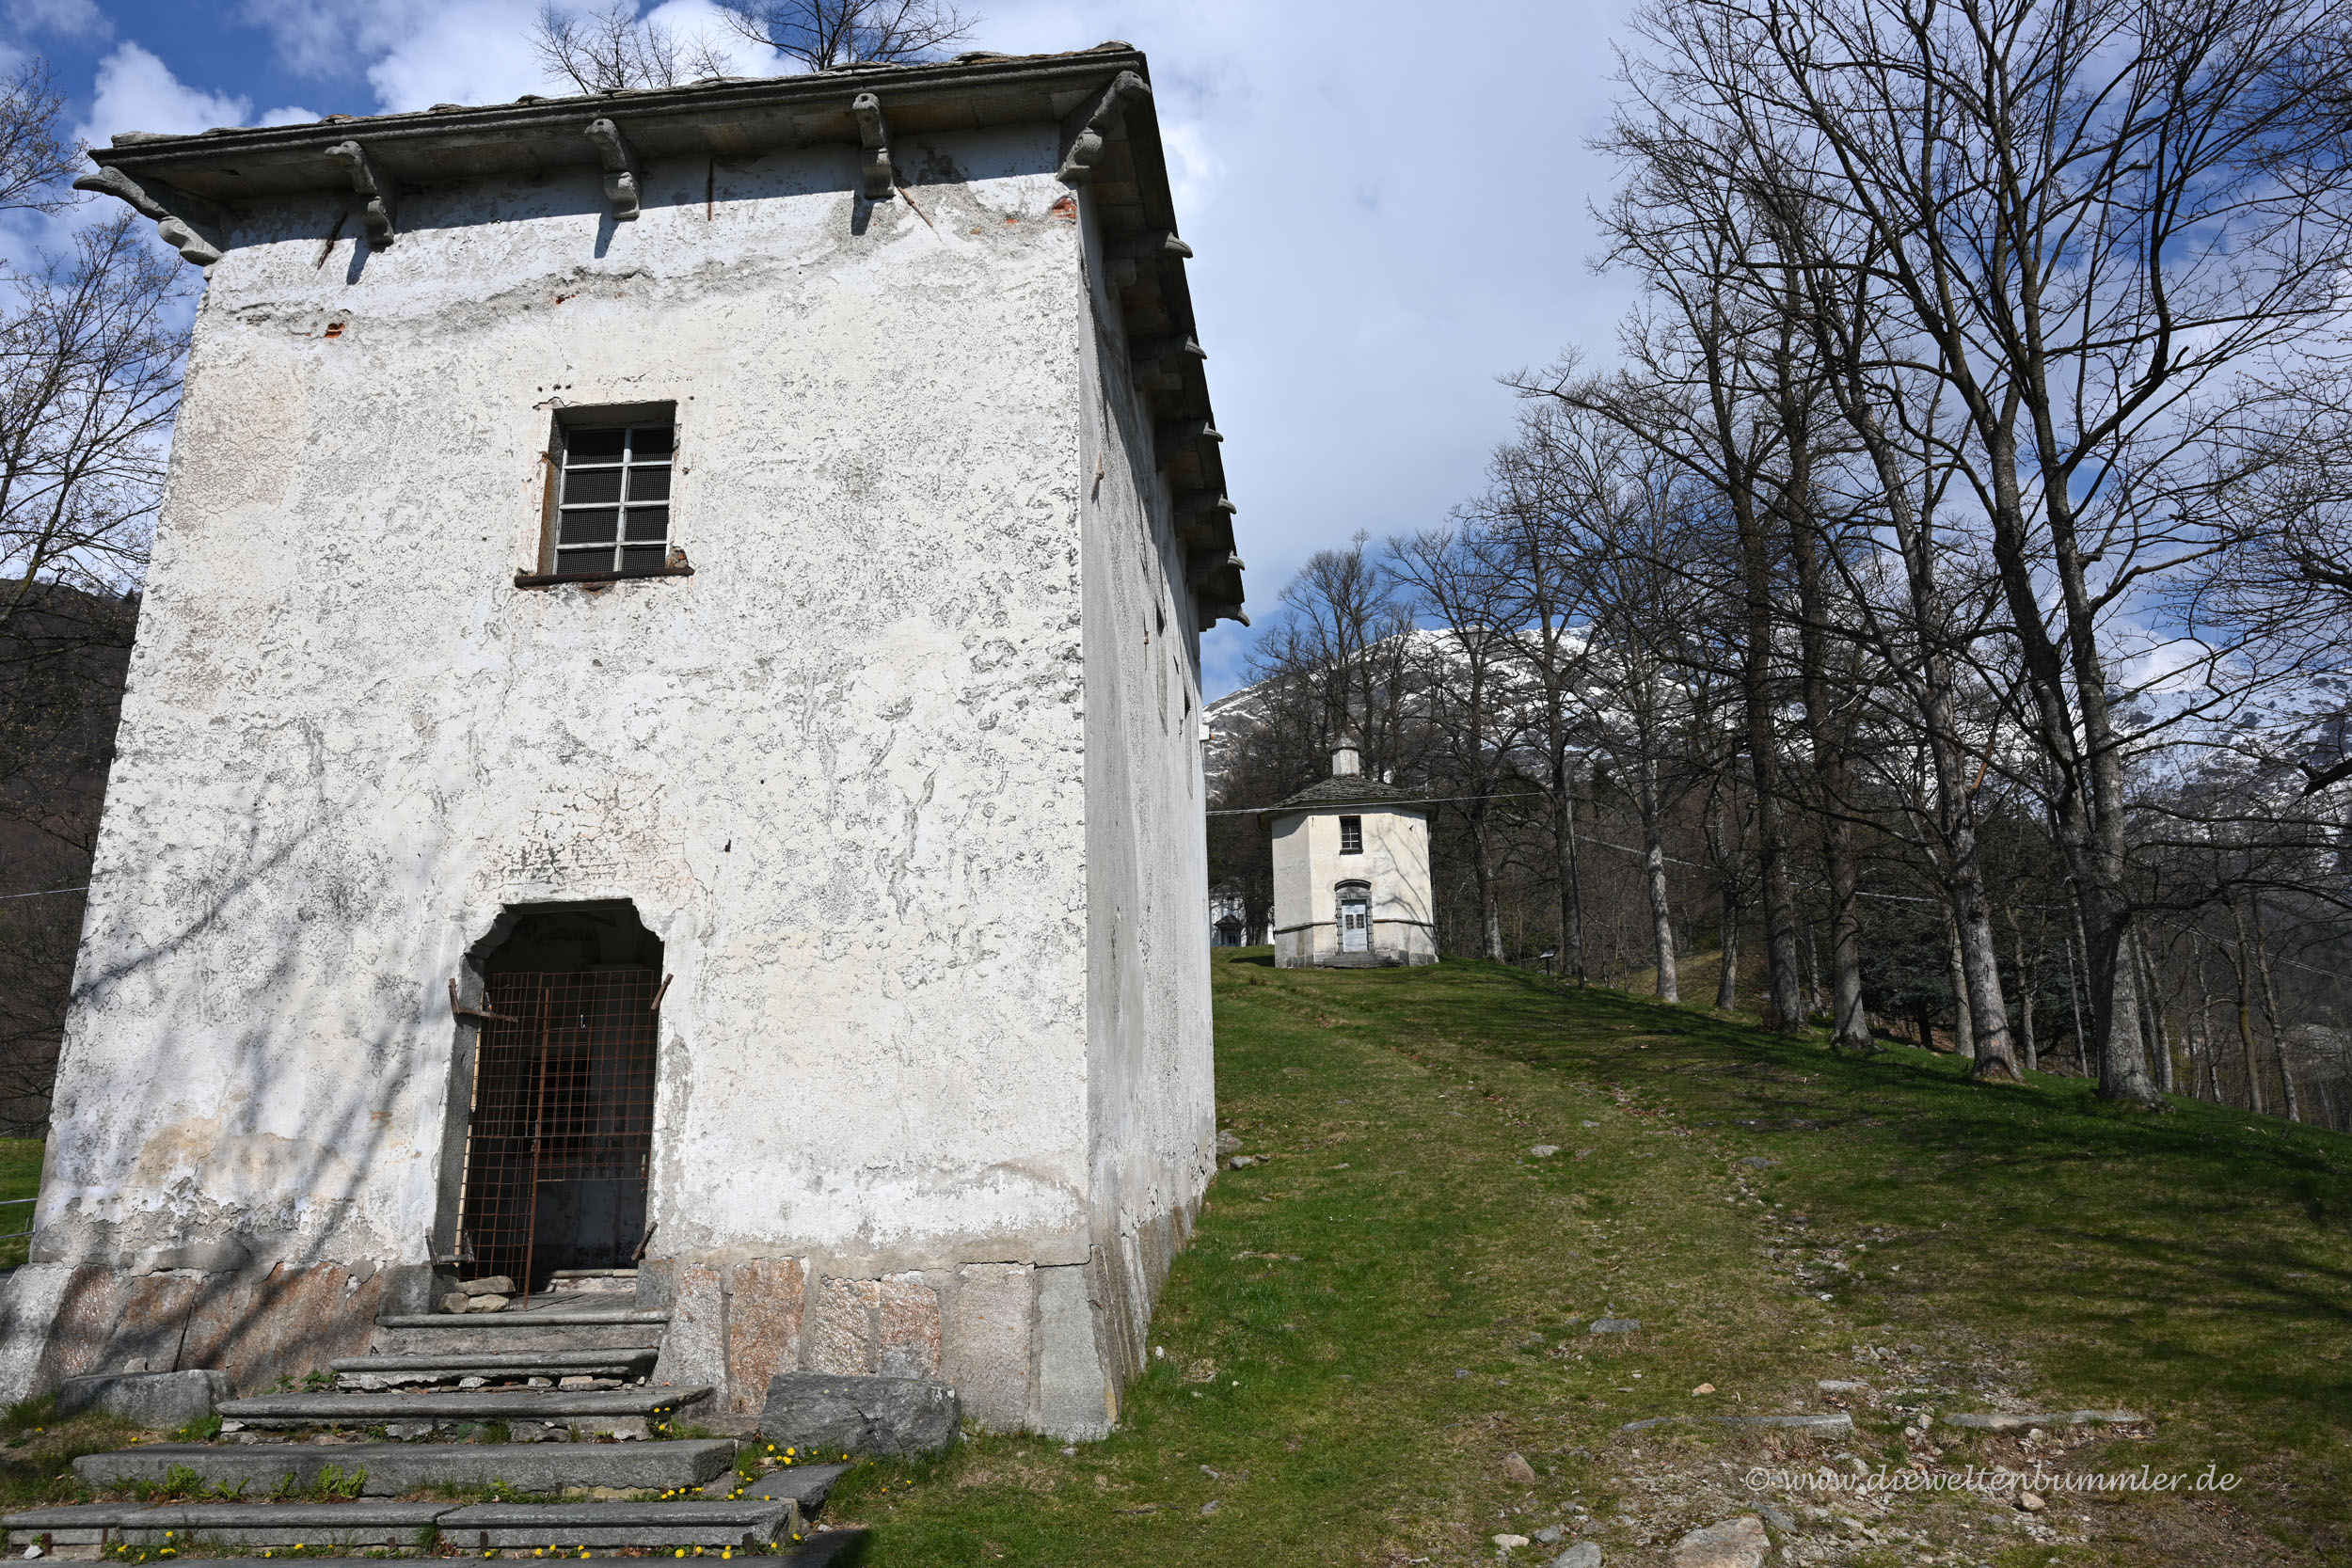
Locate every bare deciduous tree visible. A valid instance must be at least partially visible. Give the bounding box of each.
[532,3,734,93]
[716,0,977,71]
[0,73,188,1130]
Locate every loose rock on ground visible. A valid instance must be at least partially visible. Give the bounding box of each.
[1668,1515,1770,1568]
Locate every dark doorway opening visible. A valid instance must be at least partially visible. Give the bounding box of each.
[457,902,662,1297]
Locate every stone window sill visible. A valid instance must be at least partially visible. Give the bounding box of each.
[513,564,695,590]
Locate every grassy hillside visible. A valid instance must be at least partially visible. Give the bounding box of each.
[820,951,2352,1566]
[10,965,2336,1562]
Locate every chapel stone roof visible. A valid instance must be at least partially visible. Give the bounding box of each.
[1264,775,1427,816]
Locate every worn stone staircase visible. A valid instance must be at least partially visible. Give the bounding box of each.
[2,1271,869,1561]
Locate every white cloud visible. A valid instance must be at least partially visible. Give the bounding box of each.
[76,42,251,148]
[236,0,429,83]
[366,1,547,111]
[257,104,322,127]
[238,0,771,109]
[641,0,777,77]
[1160,121,1222,216]
[6,0,109,41]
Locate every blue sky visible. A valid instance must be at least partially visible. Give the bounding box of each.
[4,0,1640,695]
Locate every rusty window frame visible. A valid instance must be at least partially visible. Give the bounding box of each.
[517,404,691,589]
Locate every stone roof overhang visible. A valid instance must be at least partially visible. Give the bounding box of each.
[78,43,1245,626]
[1260,777,1432,826]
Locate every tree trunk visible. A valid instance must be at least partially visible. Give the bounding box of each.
[2195,953,2217,1101]
[1945,901,1975,1059]
[2224,911,2266,1114]
[2135,934,2173,1096]
[2064,901,2090,1075]
[1469,809,1504,964]
[1553,747,1587,985]
[1737,521,1804,1032]
[1784,491,1869,1049]
[1639,754,1677,1003]
[1716,890,1740,1011]
[2008,906,2039,1072]
[2249,900,2301,1122]
[1812,384,2013,1076]
[1980,419,2156,1104]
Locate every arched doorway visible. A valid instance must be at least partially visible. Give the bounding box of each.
[455,902,663,1298]
[1336,880,1372,955]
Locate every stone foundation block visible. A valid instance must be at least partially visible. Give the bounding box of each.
[1035,1262,1108,1440]
[56,1370,229,1430]
[758,1371,958,1458]
[804,1277,880,1375]
[649,1263,727,1393]
[723,1259,804,1414]
[942,1262,1031,1431]
[874,1274,941,1378]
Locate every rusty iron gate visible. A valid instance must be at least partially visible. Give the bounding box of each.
[456,969,660,1300]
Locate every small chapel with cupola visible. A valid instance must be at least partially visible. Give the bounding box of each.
[1263,740,1436,968]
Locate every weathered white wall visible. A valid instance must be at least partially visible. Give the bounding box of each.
[1269,808,1437,967]
[43,128,1114,1291]
[1073,186,1215,1429]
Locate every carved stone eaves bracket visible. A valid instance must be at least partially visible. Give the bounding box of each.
[72,167,227,268]
[1173,491,1237,544]
[326,140,397,249]
[1186,546,1246,593]
[585,118,641,220]
[1154,418,1221,469]
[852,92,894,199]
[1057,70,1151,186]
[1129,332,1204,388]
[1105,228,1191,288]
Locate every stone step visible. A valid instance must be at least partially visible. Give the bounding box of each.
[5,1498,802,1552]
[2,1503,135,1548]
[72,1439,734,1497]
[145,1536,869,1568]
[700,1462,850,1511]
[546,1269,638,1296]
[215,1386,710,1436]
[124,1502,448,1547]
[0,1502,442,1550]
[369,1307,668,1357]
[330,1348,658,1389]
[437,1499,797,1549]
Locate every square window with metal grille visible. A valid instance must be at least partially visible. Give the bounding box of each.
[1339,816,1363,854]
[549,413,675,578]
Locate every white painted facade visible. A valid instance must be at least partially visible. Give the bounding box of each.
[1265,749,1437,969]
[1,51,1241,1438]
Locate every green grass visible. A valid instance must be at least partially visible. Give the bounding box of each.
[825,950,2351,1566]
[0,1137,40,1269]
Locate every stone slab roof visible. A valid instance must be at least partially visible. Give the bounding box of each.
[1263,776,1430,818]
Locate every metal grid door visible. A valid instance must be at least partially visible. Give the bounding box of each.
[456,969,659,1298]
